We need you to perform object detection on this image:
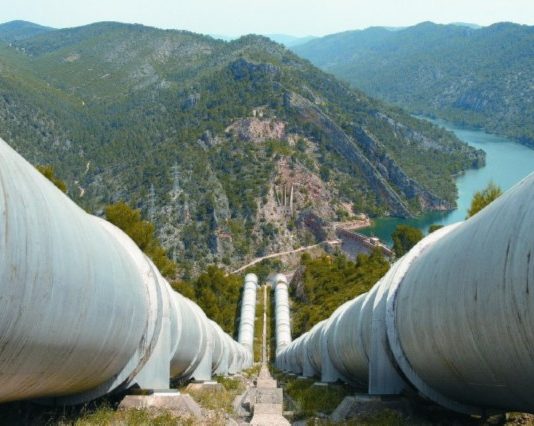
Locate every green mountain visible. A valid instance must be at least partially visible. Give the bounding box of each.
[0,20,55,42]
[0,21,483,274]
[294,22,534,147]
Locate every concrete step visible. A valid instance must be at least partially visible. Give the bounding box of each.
[254,388,283,405]
[256,378,278,388]
[254,402,283,415]
[330,394,411,423]
[250,412,290,425]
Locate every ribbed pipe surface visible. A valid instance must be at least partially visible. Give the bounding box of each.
[388,173,534,413]
[277,172,534,414]
[237,273,258,360]
[0,137,249,404]
[274,273,292,354]
[326,294,370,385]
[305,320,326,375]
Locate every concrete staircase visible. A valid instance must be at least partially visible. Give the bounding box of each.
[241,284,289,425]
[250,365,289,425]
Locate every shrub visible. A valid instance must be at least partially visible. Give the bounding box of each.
[36,164,67,193]
[392,224,423,257]
[105,202,177,277]
[467,182,502,218]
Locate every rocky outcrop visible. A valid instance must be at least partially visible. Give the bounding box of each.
[229,58,280,80]
[289,265,307,301]
[182,92,200,110]
[226,118,286,143]
[296,210,329,242]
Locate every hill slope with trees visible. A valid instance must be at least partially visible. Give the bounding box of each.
[294,22,534,147]
[0,21,483,275]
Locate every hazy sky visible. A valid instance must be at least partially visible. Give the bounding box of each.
[1,0,533,36]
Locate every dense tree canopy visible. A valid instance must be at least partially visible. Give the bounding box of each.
[173,266,242,335]
[428,224,444,234]
[244,258,283,284]
[392,224,423,257]
[290,250,389,337]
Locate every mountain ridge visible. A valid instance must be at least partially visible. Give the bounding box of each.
[0,20,56,42]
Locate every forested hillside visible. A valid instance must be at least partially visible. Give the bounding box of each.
[294,22,534,147]
[0,21,483,275]
[290,251,389,337]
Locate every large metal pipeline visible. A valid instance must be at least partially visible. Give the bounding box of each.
[237,273,258,356]
[0,137,251,405]
[276,172,534,415]
[273,273,292,354]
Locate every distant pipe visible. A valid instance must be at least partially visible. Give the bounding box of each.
[0,137,249,405]
[237,273,258,363]
[277,172,534,415]
[274,273,291,354]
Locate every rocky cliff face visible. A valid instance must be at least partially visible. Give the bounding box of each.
[286,91,444,217]
[225,118,286,143]
[353,128,452,212]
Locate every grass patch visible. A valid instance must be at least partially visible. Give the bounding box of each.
[242,363,262,379]
[216,375,244,392]
[303,409,410,426]
[254,288,264,362]
[0,398,195,426]
[275,373,352,419]
[267,286,274,363]
[185,376,245,413]
[74,405,184,426]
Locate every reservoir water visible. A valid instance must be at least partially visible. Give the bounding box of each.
[361,119,534,245]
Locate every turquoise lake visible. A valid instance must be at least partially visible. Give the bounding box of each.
[360,119,534,245]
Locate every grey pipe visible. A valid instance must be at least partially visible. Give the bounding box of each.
[0,137,249,405]
[277,172,534,415]
[274,273,292,354]
[237,273,258,362]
